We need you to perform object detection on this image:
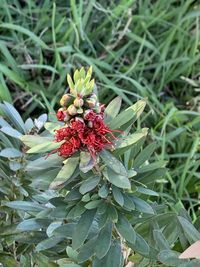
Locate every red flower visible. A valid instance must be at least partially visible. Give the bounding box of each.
[58,136,81,157]
[55,127,75,142]
[70,118,85,132]
[54,100,117,158]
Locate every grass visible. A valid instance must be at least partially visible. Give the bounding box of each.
[0,0,200,228]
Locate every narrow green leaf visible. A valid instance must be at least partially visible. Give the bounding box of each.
[100,150,127,176]
[104,168,131,189]
[1,126,22,139]
[116,214,136,244]
[50,157,79,189]
[4,201,44,212]
[36,236,63,251]
[0,148,22,158]
[77,237,97,263]
[178,216,200,242]
[109,99,146,129]
[79,176,100,194]
[0,23,49,49]
[95,222,112,259]
[112,186,124,206]
[115,129,148,152]
[131,196,154,214]
[72,209,96,250]
[27,141,63,153]
[133,142,157,168]
[20,135,52,148]
[158,250,183,266]
[105,96,122,122]
[128,233,150,255]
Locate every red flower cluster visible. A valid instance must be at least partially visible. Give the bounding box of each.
[55,110,115,158]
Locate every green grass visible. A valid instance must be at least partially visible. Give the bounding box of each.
[0,0,200,223]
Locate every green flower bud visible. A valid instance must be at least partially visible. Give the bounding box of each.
[60,94,73,107]
[74,98,84,108]
[94,103,101,113]
[77,108,83,114]
[89,93,98,101]
[67,104,77,116]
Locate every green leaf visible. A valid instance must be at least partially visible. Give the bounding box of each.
[137,186,159,196]
[79,151,95,173]
[0,23,49,49]
[72,209,96,250]
[114,128,148,153]
[158,250,183,266]
[1,101,26,132]
[1,126,22,138]
[137,161,167,173]
[79,176,100,194]
[85,200,102,209]
[98,184,109,198]
[116,214,136,244]
[112,186,124,206]
[131,196,154,214]
[133,142,157,168]
[153,229,170,250]
[93,240,124,267]
[0,148,23,158]
[100,150,127,176]
[27,141,63,153]
[36,236,63,251]
[77,237,97,263]
[53,223,76,239]
[20,135,52,148]
[128,233,150,255]
[50,157,79,189]
[66,246,78,262]
[26,154,63,171]
[95,222,112,259]
[109,99,146,129]
[107,205,118,222]
[104,167,131,189]
[3,201,44,212]
[17,218,51,231]
[105,96,122,122]
[178,216,200,242]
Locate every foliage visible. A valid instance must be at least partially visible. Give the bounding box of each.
[0,0,200,266]
[0,99,200,267]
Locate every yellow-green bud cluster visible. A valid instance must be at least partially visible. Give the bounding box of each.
[58,66,102,123]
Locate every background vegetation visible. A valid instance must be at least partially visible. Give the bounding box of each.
[0,0,200,266]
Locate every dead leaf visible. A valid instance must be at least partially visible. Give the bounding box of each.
[179,241,200,259]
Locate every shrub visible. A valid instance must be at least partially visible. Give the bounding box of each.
[0,68,200,267]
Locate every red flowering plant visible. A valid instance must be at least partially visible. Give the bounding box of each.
[2,67,200,267]
[54,67,115,160]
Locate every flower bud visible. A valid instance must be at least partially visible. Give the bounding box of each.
[77,108,83,114]
[85,98,96,108]
[60,94,73,107]
[89,93,98,101]
[74,98,84,108]
[94,104,101,113]
[67,104,77,116]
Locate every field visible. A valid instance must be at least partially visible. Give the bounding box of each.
[0,0,200,266]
